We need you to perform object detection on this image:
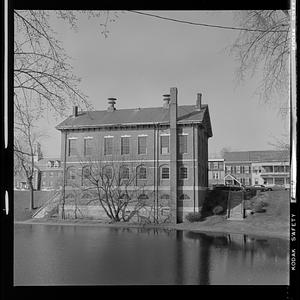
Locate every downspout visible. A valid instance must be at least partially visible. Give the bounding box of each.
[193,124,195,213]
[153,124,156,223]
[62,130,67,219]
[156,124,160,223]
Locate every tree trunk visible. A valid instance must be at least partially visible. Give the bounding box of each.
[28,178,34,210]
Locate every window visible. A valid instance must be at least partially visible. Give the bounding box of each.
[285,166,290,173]
[104,137,113,155]
[49,172,53,177]
[68,139,77,156]
[121,137,130,155]
[244,166,250,174]
[138,194,149,200]
[236,166,240,174]
[264,177,273,185]
[179,135,187,154]
[160,135,169,154]
[67,167,76,184]
[103,166,113,179]
[138,136,147,154]
[137,166,147,179]
[179,167,188,179]
[286,177,290,184]
[160,194,170,200]
[179,194,190,200]
[213,172,219,179]
[161,167,169,179]
[262,166,273,173]
[84,138,93,156]
[213,162,218,170]
[120,166,129,179]
[275,177,285,185]
[226,166,231,173]
[82,166,91,179]
[274,166,285,173]
[255,179,258,184]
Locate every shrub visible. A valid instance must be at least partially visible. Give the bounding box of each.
[253,202,266,213]
[212,205,224,215]
[185,212,202,222]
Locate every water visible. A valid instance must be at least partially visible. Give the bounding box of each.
[14,224,289,285]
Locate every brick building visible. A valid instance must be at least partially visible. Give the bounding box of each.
[56,88,213,223]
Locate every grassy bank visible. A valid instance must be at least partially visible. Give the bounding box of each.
[14,190,290,239]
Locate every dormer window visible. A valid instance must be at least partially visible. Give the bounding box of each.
[54,160,61,168]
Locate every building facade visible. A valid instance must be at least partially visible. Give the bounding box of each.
[56,88,213,223]
[224,150,290,188]
[208,158,225,186]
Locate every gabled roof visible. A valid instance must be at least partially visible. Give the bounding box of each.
[224,150,290,163]
[56,105,213,137]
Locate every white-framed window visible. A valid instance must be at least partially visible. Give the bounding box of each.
[104,137,113,155]
[213,162,218,170]
[245,166,250,174]
[120,166,130,179]
[121,137,130,155]
[179,135,188,154]
[84,138,93,156]
[179,167,188,179]
[103,166,113,179]
[137,166,147,179]
[160,135,169,154]
[68,138,77,156]
[161,167,169,179]
[138,136,147,154]
[213,172,219,179]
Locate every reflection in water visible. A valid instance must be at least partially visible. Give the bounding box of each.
[14,224,289,285]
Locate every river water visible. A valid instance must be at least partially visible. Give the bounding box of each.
[14,224,289,285]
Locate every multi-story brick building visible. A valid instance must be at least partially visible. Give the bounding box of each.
[56,88,213,223]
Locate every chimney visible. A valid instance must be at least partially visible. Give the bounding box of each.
[73,106,78,117]
[163,94,170,108]
[196,93,202,110]
[107,98,116,111]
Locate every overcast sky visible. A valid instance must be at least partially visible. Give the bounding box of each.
[36,10,289,158]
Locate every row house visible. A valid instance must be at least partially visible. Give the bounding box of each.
[208,158,225,186]
[56,88,213,223]
[224,150,290,188]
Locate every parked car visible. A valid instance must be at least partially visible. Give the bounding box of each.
[264,184,286,191]
[244,185,267,192]
[213,184,243,191]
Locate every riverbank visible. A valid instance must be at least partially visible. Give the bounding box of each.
[14,190,290,239]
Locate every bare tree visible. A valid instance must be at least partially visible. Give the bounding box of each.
[230,10,290,110]
[14,103,44,210]
[61,151,151,222]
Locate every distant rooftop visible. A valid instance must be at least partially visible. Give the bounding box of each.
[224,150,290,162]
[56,105,212,137]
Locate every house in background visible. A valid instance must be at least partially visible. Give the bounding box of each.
[35,158,63,190]
[223,150,290,188]
[208,158,225,186]
[250,151,290,188]
[56,88,213,223]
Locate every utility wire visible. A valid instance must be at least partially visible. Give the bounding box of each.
[127,10,289,33]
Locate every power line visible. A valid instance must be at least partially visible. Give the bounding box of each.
[127,10,289,33]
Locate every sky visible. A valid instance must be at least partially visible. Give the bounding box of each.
[36,10,289,158]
